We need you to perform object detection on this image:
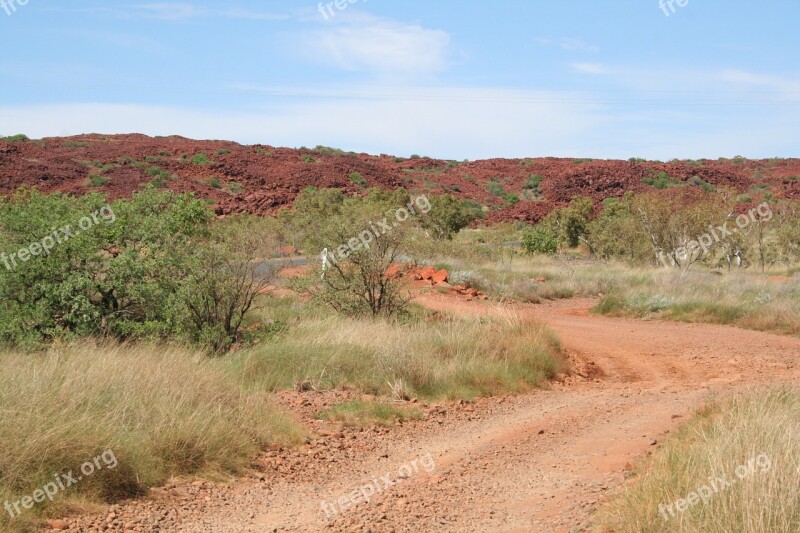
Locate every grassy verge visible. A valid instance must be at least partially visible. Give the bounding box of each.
[594,269,800,336]
[228,311,564,401]
[0,295,563,531]
[0,342,303,533]
[316,400,423,427]
[432,256,800,337]
[436,256,661,303]
[597,388,800,532]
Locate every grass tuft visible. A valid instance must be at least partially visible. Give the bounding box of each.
[0,341,303,532]
[597,388,800,532]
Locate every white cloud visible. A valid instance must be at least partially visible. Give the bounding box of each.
[536,37,599,53]
[718,69,800,93]
[0,88,598,159]
[572,62,609,75]
[133,3,201,20]
[298,14,451,77]
[62,3,289,21]
[2,95,798,160]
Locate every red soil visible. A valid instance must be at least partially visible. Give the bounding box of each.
[1,134,798,222]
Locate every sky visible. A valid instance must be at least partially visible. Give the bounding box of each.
[1,0,799,160]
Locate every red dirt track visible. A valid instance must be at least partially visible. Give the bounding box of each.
[1,134,798,222]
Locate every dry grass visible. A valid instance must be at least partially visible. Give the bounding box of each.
[229,311,564,400]
[315,400,424,427]
[0,342,303,532]
[594,268,800,336]
[597,388,800,532]
[437,256,800,337]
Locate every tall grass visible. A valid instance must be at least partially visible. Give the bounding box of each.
[598,388,800,532]
[0,342,303,532]
[229,312,564,400]
[436,256,800,336]
[594,269,800,336]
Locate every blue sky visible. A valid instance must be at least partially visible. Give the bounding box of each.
[1,0,799,159]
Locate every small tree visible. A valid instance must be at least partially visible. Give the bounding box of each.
[543,197,594,249]
[290,190,414,317]
[420,194,477,240]
[522,225,557,255]
[174,215,281,353]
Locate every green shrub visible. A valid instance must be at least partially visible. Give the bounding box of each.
[348,172,367,187]
[523,174,544,191]
[190,153,211,165]
[2,134,29,142]
[522,226,558,255]
[643,171,682,189]
[301,154,316,164]
[689,175,715,192]
[214,149,230,156]
[208,177,222,189]
[88,175,109,188]
[487,179,507,198]
[0,190,281,352]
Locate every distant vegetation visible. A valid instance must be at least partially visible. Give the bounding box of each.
[348,171,367,188]
[2,134,29,142]
[190,152,211,165]
[87,175,109,188]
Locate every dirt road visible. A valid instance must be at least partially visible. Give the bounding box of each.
[63,296,800,533]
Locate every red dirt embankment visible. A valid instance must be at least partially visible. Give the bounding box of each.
[1,134,798,223]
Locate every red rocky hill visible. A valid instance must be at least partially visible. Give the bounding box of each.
[1,134,798,223]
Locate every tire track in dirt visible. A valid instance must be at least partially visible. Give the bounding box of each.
[63,295,800,532]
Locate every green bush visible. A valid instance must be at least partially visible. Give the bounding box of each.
[208,177,222,189]
[190,153,211,165]
[0,189,280,352]
[348,172,367,187]
[643,171,682,189]
[88,175,109,188]
[689,175,715,192]
[486,179,507,197]
[522,226,558,255]
[420,195,478,240]
[523,174,544,191]
[2,134,29,142]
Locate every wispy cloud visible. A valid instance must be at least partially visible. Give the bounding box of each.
[133,3,200,20]
[298,13,450,77]
[718,69,800,93]
[572,62,609,75]
[536,37,599,53]
[57,3,289,22]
